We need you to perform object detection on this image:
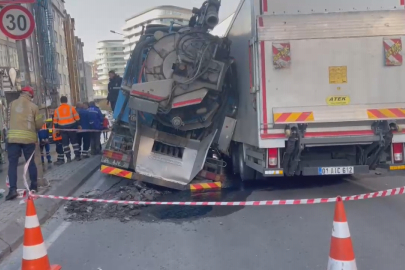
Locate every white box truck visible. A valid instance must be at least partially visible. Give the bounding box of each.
[227,0,405,180]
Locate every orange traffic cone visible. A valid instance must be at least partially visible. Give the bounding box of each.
[327,196,357,270]
[22,197,61,270]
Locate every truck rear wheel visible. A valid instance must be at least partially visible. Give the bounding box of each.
[238,144,255,181]
[231,143,240,175]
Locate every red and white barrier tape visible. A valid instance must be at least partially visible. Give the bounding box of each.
[30,186,405,206]
[41,128,111,133]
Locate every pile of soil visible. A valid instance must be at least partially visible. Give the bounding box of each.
[64,180,171,223]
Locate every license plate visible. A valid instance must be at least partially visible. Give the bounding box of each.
[101,157,129,168]
[318,166,354,175]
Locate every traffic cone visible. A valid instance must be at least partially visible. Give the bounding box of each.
[327,196,357,270]
[22,197,61,270]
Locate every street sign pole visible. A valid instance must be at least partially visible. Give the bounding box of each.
[0,0,36,4]
[0,5,36,40]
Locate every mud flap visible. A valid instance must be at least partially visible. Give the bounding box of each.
[134,125,217,189]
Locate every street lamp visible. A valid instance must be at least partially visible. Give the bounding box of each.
[110,30,124,36]
[110,30,133,57]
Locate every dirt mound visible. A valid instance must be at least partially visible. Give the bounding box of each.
[64,180,171,223]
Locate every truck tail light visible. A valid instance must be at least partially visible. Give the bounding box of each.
[268,148,278,168]
[393,143,404,163]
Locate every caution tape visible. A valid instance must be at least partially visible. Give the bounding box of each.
[30,186,405,206]
[40,128,111,133]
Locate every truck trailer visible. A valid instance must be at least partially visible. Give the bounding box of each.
[101,0,405,189]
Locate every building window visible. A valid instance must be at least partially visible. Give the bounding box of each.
[59,73,62,84]
[61,56,64,67]
[64,74,67,85]
[59,34,63,44]
[54,31,58,43]
[56,53,60,64]
[28,52,33,72]
[0,45,7,66]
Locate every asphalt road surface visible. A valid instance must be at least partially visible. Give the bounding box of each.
[1,169,405,269]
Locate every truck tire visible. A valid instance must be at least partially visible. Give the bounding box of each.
[231,143,240,175]
[238,144,256,181]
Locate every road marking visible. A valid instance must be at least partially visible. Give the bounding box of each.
[43,174,107,250]
[45,221,71,249]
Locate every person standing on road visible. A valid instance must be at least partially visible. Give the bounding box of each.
[38,123,52,164]
[88,101,103,155]
[53,96,81,162]
[6,86,44,200]
[76,102,91,159]
[107,70,122,112]
[102,114,109,141]
[53,123,65,165]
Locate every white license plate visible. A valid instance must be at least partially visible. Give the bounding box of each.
[318,166,354,175]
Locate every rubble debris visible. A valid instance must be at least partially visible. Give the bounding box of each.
[64,180,170,223]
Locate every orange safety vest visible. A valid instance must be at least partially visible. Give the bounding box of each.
[52,124,62,141]
[53,103,80,127]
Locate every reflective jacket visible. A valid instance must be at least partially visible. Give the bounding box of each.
[38,123,49,142]
[52,124,62,141]
[53,103,80,129]
[77,108,91,131]
[7,94,43,144]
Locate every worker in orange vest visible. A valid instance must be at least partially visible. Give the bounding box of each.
[53,96,81,163]
[52,123,64,165]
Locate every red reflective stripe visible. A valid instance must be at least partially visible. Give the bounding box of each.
[131,90,165,101]
[260,41,268,134]
[262,0,268,13]
[258,17,264,27]
[102,166,115,174]
[260,130,377,140]
[368,109,386,119]
[388,108,405,118]
[172,98,203,108]
[296,112,312,122]
[275,113,291,123]
[401,0,404,6]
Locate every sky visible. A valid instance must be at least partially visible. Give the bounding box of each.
[65,0,239,61]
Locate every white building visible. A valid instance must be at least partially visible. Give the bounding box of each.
[51,0,70,99]
[94,40,125,99]
[122,6,192,60]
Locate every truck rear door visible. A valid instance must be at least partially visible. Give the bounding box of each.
[256,0,405,144]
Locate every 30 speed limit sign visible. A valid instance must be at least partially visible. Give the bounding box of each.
[0,5,35,40]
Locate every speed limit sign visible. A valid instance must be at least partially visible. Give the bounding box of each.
[0,5,35,40]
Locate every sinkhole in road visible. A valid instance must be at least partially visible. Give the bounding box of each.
[64,175,348,223]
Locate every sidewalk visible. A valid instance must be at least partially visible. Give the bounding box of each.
[0,145,58,197]
[0,149,102,260]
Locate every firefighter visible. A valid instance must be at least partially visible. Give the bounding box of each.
[6,86,44,200]
[53,96,81,162]
[53,124,64,165]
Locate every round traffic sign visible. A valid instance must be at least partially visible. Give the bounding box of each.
[0,5,35,40]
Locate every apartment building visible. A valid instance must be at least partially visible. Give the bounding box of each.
[52,0,70,101]
[94,40,125,100]
[122,6,191,60]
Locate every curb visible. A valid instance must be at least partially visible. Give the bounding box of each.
[0,157,100,260]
